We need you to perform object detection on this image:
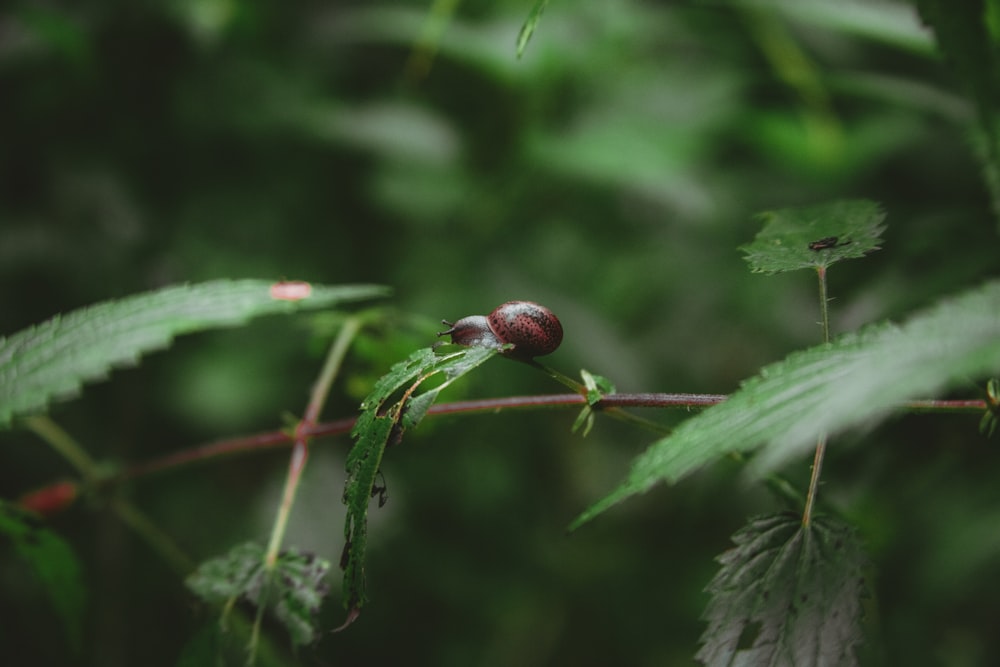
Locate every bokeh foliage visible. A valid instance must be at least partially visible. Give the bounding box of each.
[2,1,1000,665]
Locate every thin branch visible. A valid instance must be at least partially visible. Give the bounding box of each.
[19,391,988,515]
[24,416,102,483]
[803,265,832,529]
[120,392,985,482]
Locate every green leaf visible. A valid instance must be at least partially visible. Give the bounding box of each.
[573,369,616,436]
[741,200,885,274]
[186,541,331,647]
[572,280,1000,529]
[0,500,86,653]
[340,345,498,618]
[980,377,1000,437]
[516,0,550,58]
[187,542,265,602]
[581,369,615,405]
[270,552,332,646]
[0,280,390,428]
[696,513,868,667]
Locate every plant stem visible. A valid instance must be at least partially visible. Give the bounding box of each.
[252,318,360,664]
[304,316,362,425]
[801,435,826,528]
[263,441,309,569]
[264,316,360,567]
[251,442,306,662]
[528,360,673,434]
[22,389,989,516]
[803,265,831,528]
[24,416,102,483]
[816,265,831,341]
[527,359,583,392]
[24,416,197,574]
[109,393,985,486]
[112,497,194,574]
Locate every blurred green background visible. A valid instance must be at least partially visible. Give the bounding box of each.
[2,0,1000,665]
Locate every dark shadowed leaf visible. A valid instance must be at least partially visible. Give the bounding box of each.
[697,513,868,667]
[186,541,331,647]
[0,501,86,653]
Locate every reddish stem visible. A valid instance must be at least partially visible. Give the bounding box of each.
[121,392,984,480]
[19,392,988,515]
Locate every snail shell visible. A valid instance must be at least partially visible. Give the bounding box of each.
[438,300,563,359]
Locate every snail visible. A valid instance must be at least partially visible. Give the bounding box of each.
[438,300,563,359]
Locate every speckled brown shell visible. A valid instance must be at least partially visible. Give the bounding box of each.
[487,301,563,358]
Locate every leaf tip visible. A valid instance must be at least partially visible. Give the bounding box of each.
[516,0,549,59]
[567,492,621,532]
[332,606,362,633]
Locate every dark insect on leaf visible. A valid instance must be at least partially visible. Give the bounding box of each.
[808,236,849,251]
[339,540,351,571]
[741,200,885,274]
[340,345,498,621]
[371,471,389,508]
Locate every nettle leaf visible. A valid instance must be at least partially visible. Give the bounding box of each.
[0,500,86,653]
[0,280,390,428]
[270,551,332,646]
[186,541,331,647]
[340,345,498,620]
[573,280,1000,528]
[741,200,886,274]
[516,0,550,58]
[697,513,868,667]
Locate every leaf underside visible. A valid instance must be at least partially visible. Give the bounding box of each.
[186,541,332,647]
[340,344,498,617]
[697,513,868,667]
[741,199,886,274]
[0,280,390,428]
[573,279,1000,528]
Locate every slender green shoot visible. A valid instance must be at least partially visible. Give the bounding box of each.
[251,318,361,663]
[803,265,831,528]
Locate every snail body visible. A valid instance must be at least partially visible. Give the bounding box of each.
[438,300,563,359]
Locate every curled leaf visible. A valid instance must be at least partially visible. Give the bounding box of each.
[340,345,498,621]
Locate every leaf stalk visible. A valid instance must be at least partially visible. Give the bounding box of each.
[803,265,832,528]
[264,316,361,567]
